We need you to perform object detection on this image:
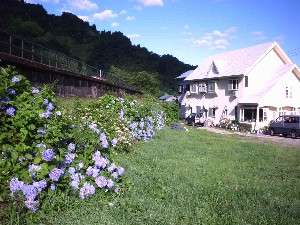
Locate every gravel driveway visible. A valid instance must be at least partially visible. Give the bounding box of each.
[197,127,300,148]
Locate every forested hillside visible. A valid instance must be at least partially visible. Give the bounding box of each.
[0,0,195,95]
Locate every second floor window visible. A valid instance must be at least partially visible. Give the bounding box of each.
[191,83,198,93]
[178,85,183,93]
[207,82,216,93]
[285,86,293,98]
[228,79,239,90]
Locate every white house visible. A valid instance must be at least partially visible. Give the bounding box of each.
[177,42,300,130]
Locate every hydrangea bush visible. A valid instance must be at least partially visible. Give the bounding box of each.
[0,66,169,213]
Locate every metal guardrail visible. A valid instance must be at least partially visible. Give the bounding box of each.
[0,30,103,78]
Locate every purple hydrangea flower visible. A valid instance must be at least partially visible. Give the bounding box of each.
[22,184,38,200]
[68,143,76,152]
[111,138,118,147]
[32,87,40,94]
[25,199,39,212]
[79,183,95,199]
[11,76,21,83]
[68,167,76,175]
[86,166,100,178]
[43,99,49,106]
[95,176,107,188]
[64,153,76,164]
[0,97,10,103]
[32,180,47,192]
[70,180,80,190]
[7,88,16,95]
[89,123,100,134]
[106,179,114,189]
[42,149,55,161]
[46,102,55,111]
[100,133,109,149]
[6,107,15,116]
[9,177,24,193]
[117,167,125,176]
[49,168,64,182]
[40,110,52,119]
[93,151,108,168]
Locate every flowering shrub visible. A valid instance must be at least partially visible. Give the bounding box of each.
[0,66,168,213]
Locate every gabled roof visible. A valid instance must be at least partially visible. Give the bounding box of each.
[176,70,194,79]
[185,42,276,81]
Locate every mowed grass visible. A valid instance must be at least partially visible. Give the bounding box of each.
[38,128,300,225]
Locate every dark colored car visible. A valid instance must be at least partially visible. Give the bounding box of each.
[185,113,205,126]
[269,115,300,138]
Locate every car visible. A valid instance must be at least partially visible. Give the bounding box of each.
[185,113,205,126]
[269,115,300,138]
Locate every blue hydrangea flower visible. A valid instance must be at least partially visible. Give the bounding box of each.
[93,151,109,168]
[21,184,38,201]
[11,76,21,83]
[32,87,40,94]
[64,153,76,164]
[68,167,76,175]
[77,161,84,169]
[107,163,117,173]
[49,168,64,182]
[95,176,107,188]
[40,110,52,119]
[46,102,55,111]
[42,149,55,161]
[117,167,125,176]
[32,180,47,192]
[6,107,16,116]
[114,188,120,193]
[89,123,100,134]
[9,177,24,193]
[111,172,119,179]
[79,183,95,199]
[43,99,49,106]
[106,179,114,189]
[0,96,10,103]
[7,88,16,95]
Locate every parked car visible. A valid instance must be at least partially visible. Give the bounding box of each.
[185,113,205,126]
[269,115,300,138]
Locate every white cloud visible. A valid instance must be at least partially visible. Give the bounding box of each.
[127,34,141,40]
[78,15,90,22]
[111,22,120,27]
[94,10,118,20]
[68,0,98,10]
[25,0,60,3]
[136,0,164,7]
[126,16,136,21]
[193,26,237,49]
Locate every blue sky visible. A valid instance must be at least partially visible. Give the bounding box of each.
[25,0,300,66]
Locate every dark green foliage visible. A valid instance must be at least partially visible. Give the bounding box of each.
[0,0,195,94]
[161,102,179,124]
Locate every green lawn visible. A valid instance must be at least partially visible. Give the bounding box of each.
[36,128,300,225]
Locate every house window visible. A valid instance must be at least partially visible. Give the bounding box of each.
[245,76,248,87]
[178,85,182,93]
[185,84,190,91]
[285,86,289,98]
[263,110,267,121]
[190,83,198,93]
[228,79,239,90]
[207,82,216,93]
[199,83,207,93]
[208,108,216,118]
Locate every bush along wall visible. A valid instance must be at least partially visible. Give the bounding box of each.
[0,66,167,214]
